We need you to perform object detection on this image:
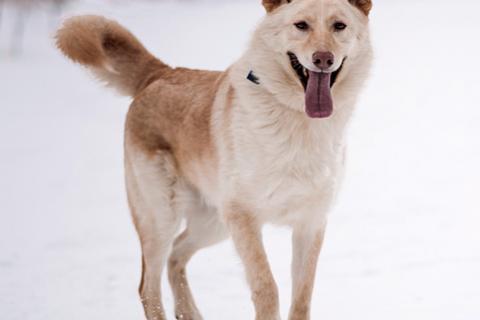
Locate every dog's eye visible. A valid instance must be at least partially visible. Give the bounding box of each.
[294,21,309,31]
[333,22,347,31]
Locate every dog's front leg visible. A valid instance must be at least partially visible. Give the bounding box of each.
[225,203,281,320]
[288,223,326,320]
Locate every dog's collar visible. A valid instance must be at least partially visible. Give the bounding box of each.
[246,70,260,85]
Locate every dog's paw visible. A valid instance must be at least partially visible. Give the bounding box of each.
[175,313,203,320]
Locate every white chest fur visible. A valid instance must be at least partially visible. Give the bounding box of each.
[228,100,349,225]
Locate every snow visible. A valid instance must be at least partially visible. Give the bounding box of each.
[1,0,480,319]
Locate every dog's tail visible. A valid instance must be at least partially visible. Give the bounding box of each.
[56,15,170,97]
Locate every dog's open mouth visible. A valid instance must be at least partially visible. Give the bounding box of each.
[288,52,344,119]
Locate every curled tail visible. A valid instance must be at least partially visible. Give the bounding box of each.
[56,15,170,97]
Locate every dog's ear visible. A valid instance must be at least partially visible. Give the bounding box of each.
[262,0,291,13]
[348,0,372,16]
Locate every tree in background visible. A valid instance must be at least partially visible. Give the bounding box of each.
[1,0,71,56]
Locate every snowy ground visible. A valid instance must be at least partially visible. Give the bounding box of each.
[1,1,480,319]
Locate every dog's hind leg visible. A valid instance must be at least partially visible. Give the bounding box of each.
[168,198,228,320]
[125,146,182,320]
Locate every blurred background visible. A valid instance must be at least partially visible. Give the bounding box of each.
[1,0,479,319]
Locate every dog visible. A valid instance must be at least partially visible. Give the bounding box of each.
[56,0,373,319]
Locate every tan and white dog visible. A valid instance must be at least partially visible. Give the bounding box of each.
[56,0,372,319]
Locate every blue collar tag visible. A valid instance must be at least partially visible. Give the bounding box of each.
[246,70,260,85]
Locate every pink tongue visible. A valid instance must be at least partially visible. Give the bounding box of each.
[305,72,333,118]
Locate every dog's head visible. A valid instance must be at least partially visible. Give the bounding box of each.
[255,0,372,118]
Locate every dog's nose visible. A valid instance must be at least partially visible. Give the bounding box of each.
[312,51,334,70]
